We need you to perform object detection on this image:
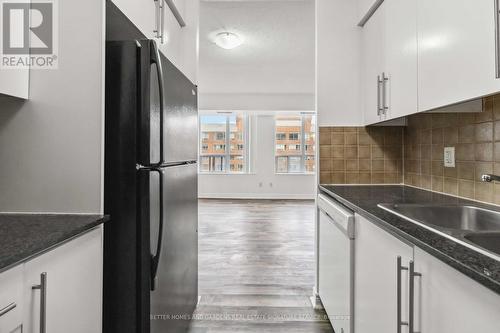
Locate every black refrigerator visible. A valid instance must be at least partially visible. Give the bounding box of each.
[104,3,198,333]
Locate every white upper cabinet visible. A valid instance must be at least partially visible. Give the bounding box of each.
[418,0,500,112]
[383,0,418,119]
[361,0,500,122]
[362,0,418,125]
[0,68,29,99]
[362,3,385,125]
[111,0,158,40]
[111,0,198,84]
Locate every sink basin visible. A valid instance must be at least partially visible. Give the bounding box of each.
[464,233,500,256]
[378,203,500,261]
[378,204,500,232]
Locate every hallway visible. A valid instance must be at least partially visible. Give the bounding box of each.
[189,199,333,333]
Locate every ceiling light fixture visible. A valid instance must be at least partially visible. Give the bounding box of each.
[214,32,243,50]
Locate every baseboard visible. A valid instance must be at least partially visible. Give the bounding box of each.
[198,192,316,200]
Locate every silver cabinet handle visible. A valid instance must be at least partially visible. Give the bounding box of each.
[397,256,409,333]
[0,302,16,318]
[409,261,422,333]
[495,0,500,78]
[32,272,47,333]
[377,75,383,116]
[382,72,389,115]
[165,0,186,27]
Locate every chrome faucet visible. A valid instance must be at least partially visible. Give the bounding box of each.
[481,174,500,182]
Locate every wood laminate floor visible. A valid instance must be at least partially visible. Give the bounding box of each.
[188,199,334,333]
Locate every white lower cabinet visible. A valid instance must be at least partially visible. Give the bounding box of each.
[353,213,500,333]
[0,266,23,333]
[354,213,413,333]
[414,247,500,333]
[22,227,103,333]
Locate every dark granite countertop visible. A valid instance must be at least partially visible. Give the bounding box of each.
[0,214,109,273]
[319,184,500,295]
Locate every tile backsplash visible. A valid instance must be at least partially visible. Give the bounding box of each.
[319,127,403,185]
[318,95,500,206]
[404,96,500,205]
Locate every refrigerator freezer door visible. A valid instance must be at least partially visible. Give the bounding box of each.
[160,53,198,164]
[150,163,198,333]
[104,39,146,333]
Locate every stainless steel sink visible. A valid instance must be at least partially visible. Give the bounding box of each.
[464,233,500,256]
[378,204,500,232]
[378,203,500,261]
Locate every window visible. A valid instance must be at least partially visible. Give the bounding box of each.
[276,133,286,140]
[199,114,249,173]
[275,114,316,173]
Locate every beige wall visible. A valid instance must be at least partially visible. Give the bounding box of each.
[404,96,500,204]
[318,127,403,184]
[318,94,500,206]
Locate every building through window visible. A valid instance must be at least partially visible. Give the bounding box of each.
[275,114,316,173]
[199,114,248,173]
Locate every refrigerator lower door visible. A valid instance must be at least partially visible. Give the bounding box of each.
[150,163,198,333]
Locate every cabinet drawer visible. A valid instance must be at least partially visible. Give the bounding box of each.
[0,266,23,333]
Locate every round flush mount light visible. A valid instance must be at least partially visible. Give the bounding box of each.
[214,32,243,50]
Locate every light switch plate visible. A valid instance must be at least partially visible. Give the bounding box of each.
[444,147,455,167]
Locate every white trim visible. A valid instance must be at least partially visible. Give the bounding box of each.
[198,193,316,200]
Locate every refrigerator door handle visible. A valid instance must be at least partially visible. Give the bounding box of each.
[150,168,164,291]
[150,40,165,166]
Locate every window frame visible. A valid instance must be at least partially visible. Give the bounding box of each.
[198,112,250,174]
[274,114,316,175]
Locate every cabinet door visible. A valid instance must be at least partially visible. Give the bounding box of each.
[0,266,23,333]
[23,227,103,333]
[414,247,500,333]
[383,0,418,120]
[354,214,413,333]
[0,68,29,99]
[362,3,385,125]
[418,0,500,112]
[111,0,158,40]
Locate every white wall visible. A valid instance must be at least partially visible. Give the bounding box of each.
[198,114,316,199]
[0,0,105,213]
[316,0,363,126]
[199,93,315,112]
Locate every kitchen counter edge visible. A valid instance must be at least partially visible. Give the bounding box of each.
[319,185,500,295]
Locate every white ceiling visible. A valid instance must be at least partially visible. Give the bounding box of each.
[198,0,315,95]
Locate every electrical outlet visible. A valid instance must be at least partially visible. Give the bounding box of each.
[444,147,455,168]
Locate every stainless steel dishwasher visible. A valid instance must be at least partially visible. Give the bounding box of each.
[317,194,355,333]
